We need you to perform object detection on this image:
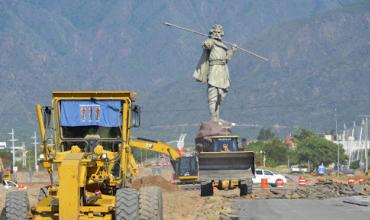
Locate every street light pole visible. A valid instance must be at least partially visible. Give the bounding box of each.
[335,108,339,176]
[360,115,369,174]
[260,150,266,167]
[32,131,39,172]
[365,117,369,174]
[8,128,18,172]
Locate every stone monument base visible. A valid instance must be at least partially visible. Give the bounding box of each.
[195,120,235,152]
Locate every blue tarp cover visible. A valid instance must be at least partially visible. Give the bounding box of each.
[60,100,122,127]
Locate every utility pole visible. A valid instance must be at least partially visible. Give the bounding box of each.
[365,117,369,174]
[360,115,369,174]
[335,108,339,176]
[260,150,266,167]
[32,131,39,172]
[8,129,18,172]
[22,150,28,168]
[359,120,364,165]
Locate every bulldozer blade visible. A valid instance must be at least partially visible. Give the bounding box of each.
[198,151,255,173]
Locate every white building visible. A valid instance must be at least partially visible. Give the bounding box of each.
[0,142,6,150]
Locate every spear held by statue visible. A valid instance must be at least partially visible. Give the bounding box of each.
[162,22,269,62]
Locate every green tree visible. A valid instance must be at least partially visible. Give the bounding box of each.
[350,160,360,170]
[248,139,289,167]
[0,151,12,168]
[292,129,347,167]
[257,128,275,141]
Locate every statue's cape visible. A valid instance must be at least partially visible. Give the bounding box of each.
[193,49,209,83]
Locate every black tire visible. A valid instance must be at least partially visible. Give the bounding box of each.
[38,186,49,201]
[246,178,253,194]
[200,181,213,197]
[239,180,247,196]
[115,188,139,220]
[5,191,30,220]
[139,186,163,220]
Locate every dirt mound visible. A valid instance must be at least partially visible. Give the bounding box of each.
[263,180,370,200]
[132,176,180,193]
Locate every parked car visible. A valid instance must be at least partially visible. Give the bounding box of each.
[290,165,309,173]
[252,169,287,186]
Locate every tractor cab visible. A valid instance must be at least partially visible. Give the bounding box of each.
[58,99,124,152]
[39,92,141,155]
[209,136,239,152]
[174,156,199,183]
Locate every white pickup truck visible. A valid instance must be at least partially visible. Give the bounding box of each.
[252,169,287,185]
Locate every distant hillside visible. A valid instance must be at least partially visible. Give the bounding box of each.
[138,0,370,142]
[0,0,366,144]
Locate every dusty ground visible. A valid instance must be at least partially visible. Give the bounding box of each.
[0,166,235,220]
[1,167,369,220]
[134,166,237,220]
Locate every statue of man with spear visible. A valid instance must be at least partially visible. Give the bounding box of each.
[193,24,236,123]
[163,22,268,124]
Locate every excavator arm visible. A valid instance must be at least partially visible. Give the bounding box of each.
[129,138,181,162]
[129,138,199,184]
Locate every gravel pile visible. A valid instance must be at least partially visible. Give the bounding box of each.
[265,180,370,199]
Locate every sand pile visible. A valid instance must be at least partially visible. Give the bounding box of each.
[132,176,180,192]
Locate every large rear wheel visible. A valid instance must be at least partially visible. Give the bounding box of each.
[115,188,139,220]
[240,178,253,196]
[5,191,30,220]
[139,186,163,220]
[239,180,247,196]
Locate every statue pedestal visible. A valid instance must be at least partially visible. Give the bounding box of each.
[195,120,235,152]
[196,120,233,138]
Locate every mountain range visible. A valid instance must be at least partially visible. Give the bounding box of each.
[0,0,369,145]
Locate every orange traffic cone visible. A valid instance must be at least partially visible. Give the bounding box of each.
[261,178,268,190]
[276,179,284,188]
[348,177,355,186]
[298,176,306,187]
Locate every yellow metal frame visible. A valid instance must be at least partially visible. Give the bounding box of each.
[208,135,239,139]
[34,91,137,219]
[129,139,181,160]
[129,139,200,183]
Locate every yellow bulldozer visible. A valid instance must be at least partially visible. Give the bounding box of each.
[4,91,163,220]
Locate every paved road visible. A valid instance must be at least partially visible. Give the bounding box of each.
[236,196,370,220]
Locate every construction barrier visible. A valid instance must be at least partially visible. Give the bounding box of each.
[317,177,326,183]
[276,179,284,188]
[17,183,26,190]
[298,176,306,187]
[358,177,365,184]
[261,178,268,189]
[348,177,355,186]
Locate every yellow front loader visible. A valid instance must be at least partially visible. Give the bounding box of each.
[4,91,163,220]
